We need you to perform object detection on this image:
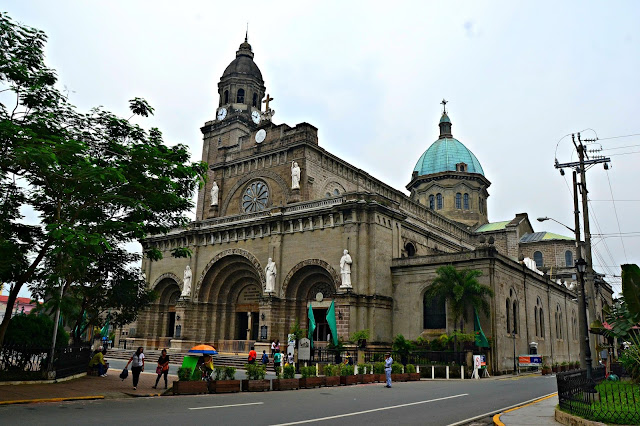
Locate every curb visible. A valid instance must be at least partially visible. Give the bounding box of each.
[493,393,557,426]
[0,372,87,386]
[0,395,105,405]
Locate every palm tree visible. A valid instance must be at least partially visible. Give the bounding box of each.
[424,265,494,328]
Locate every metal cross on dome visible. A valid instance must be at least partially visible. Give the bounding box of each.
[263,94,274,112]
[441,99,448,114]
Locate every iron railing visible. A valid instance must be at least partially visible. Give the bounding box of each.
[557,366,639,424]
[0,344,92,381]
[363,349,468,366]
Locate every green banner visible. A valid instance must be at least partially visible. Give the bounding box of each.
[474,307,489,348]
[308,304,316,348]
[326,300,338,346]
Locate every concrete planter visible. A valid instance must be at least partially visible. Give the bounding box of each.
[375,374,386,382]
[362,374,376,384]
[209,380,241,393]
[340,375,359,386]
[299,376,325,389]
[324,376,340,387]
[391,373,409,382]
[241,379,270,392]
[408,373,421,381]
[272,378,299,391]
[172,380,208,395]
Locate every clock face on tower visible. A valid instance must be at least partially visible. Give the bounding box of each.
[251,110,261,124]
[217,107,227,121]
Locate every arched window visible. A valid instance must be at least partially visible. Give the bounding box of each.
[513,301,518,334]
[565,250,573,267]
[436,193,443,210]
[455,193,461,209]
[252,93,258,107]
[533,251,543,268]
[236,88,245,103]
[325,192,331,198]
[423,295,446,329]
[540,308,545,337]
[405,242,416,257]
[464,193,469,210]
[535,308,539,336]
[429,195,435,210]
[224,90,229,104]
[506,299,511,333]
[479,197,483,213]
[333,189,340,196]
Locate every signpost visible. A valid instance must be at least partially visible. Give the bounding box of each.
[472,355,488,379]
[298,338,311,360]
[518,355,542,367]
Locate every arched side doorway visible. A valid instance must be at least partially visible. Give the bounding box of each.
[283,261,339,343]
[197,254,263,341]
[153,277,181,338]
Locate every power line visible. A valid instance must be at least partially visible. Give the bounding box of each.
[597,133,640,141]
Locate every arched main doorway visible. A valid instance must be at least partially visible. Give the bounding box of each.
[197,253,263,341]
[154,277,181,338]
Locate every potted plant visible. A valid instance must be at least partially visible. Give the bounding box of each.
[350,329,370,348]
[541,364,551,375]
[560,361,568,372]
[242,363,270,392]
[405,364,420,381]
[359,363,375,383]
[299,365,324,388]
[273,364,299,391]
[323,364,341,387]
[209,366,241,393]
[392,334,414,366]
[573,361,580,370]
[173,367,208,395]
[551,362,559,373]
[373,362,386,382]
[390,362,408,382]
[340,363,358,385]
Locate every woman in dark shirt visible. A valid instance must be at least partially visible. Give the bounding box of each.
[153,349,170,389]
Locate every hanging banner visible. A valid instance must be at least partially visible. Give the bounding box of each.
[518,355,542,367]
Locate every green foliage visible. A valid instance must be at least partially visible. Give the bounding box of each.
[0,13,208,345]
[289,320,305,342]
[391,362,403,374]
[4,313,68,347]
[424,266,494,325]
[224,366,236,380]
[392,334,414,356]
[327,336,345,352]
[340,364,355,376]
[373,362,385,374]
[323,364,340,376]
[414,336,430,349]
[620,341,640,383]
[429,336,446,351]
[405,364,416,373]
[283,364,295,379]
[245,363,266,380]
[177,367,193,381]
[300,366,316,378]
[349,329,370,343]
[214,366,225,381]
[622,264,640,319]
[357,363,373,374]
[450,330,476,344]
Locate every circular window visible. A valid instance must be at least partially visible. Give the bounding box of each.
[242,180,269,212]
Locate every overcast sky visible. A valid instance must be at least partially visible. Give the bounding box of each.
[5,1,639,297]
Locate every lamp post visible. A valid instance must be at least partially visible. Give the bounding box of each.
[576,257,594,385]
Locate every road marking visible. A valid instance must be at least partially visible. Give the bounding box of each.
[275,394,468,425]
[447,392,558,426]
[189,402,264,410]
[492,392,557,426]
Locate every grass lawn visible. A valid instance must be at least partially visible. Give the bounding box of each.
[561,380,640,424]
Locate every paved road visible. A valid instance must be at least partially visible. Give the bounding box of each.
[0,374,556,425]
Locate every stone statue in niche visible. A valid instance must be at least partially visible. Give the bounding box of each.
[265,258,277,293]
[181,265,192,297]
[210,181,219,206]
[291,161,300,190]
[340,249,352,288]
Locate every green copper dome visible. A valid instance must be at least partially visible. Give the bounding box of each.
[413,112,484,176]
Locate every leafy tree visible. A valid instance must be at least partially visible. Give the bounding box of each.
[4,312,69,347]
[0,13,207,345]
[424,265,494,328]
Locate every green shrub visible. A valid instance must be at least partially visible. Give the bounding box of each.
[283,364,295,379]
[4,313,69,347]
[391,362,403,374]
[300,366,317,378]
[214,366,225,380]
[373,362,385,374]
[357,363,373,374]
[405,364,416,373]
[620,345,640,382]
[340,364,355,376]
[415,336,430,350]
[430,337,445,351]
[224,366,236,380]
[245,363,266,380]
[324,364,340,376]
[178,367,193,381]
[372,353,384,362]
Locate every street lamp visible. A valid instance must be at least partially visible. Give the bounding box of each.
[576,257,595,390]
[537,217,575,234]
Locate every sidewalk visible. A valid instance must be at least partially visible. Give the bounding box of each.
[0,370,177,404]
[495,393,559,425]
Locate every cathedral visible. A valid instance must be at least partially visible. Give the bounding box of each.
[130,38,613,373]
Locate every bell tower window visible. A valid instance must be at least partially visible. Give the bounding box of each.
[252,93,258,107]
[237,88,245,104]
[436,193,443,210]
[224,90,229,104]
[455,193,461,209]
[463,193,469,210]
[429,195,434,210]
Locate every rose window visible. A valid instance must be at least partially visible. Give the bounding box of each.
[242,181,269,212]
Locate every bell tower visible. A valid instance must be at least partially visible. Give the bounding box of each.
[217,36,266,113]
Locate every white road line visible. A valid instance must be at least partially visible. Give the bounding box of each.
[189,401,264,410]
[275,394,469,425]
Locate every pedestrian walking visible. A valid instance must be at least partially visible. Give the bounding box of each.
[275,339,280,354]
[270,340,276,357]
[126,346,145,390]
[261,350,269,366]
[287,352,294,365]
[384,352,393,388]
[248,346,257,364]
[153,349,170,389]
[273,349,282,374]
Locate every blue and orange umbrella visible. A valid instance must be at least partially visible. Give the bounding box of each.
[188,344,218,355]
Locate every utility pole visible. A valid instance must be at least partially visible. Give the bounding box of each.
[555,133,610,370]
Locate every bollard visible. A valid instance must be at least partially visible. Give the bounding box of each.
[431,365,435,379]
[316,363,319,376]
[416,365,420,374]
[354,364,359,375]
[461,365,464,379]
[446,365,449,379]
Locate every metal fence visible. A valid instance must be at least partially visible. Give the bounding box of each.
[557,366,640,424]
[363,349,467,366]
[0,344,92,381]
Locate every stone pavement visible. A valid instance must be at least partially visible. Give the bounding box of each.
[0,369,178,404]
[495,393,559,425]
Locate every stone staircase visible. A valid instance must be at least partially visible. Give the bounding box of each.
[105,348,249,369]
